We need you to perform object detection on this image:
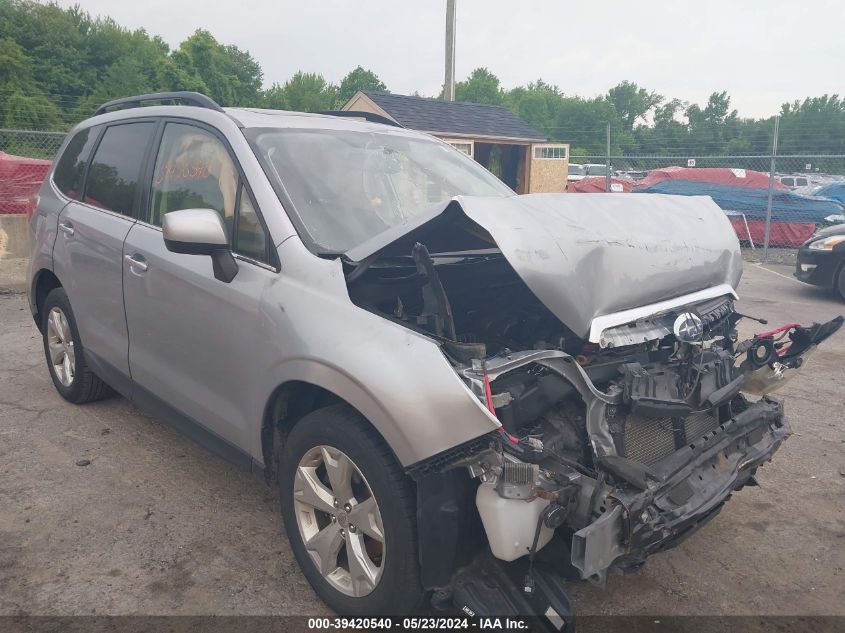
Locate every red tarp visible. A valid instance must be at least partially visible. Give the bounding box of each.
[0,151,52,216]
[729,218,815,248]
[568,176,634,193]
[636,166,787,190]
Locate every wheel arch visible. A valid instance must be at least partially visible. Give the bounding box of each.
[260,377,405,483]
[31,268,63,332]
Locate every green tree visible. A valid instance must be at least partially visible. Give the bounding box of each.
[264,72,338,112]
[2,89,62,130]
[685,91,739,154]
[454,67,503,105]
[553,96,621,153]
[0,37,33,91]
[504,80,563,137]
[338,66,386,104]
[607,81,663,130]
[172,30,262,106]
[779,95,845,155]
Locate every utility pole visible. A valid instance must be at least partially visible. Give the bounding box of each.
[444,0,456,101]
[763,115,779,261]
[606,124,612,192]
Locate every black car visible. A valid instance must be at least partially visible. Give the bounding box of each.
[795,224,845,300]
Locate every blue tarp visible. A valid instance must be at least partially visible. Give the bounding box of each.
[634,180,844,223]
[814,182,845,203]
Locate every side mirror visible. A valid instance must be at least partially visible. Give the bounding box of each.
[162,208,238,283]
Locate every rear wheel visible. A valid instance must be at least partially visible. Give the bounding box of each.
[279,405,423,615]
[41,288,111,403]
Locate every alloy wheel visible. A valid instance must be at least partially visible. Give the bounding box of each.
[292,445,385,597]
[46,307,75,387]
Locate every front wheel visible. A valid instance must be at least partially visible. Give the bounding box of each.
[279,405,423,615]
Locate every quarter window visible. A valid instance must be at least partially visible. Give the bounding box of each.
[233,185,269,263]
[53,127,99,200]
[83,122,154,215]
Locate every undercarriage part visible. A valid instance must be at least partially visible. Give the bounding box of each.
[450,550,573,632]
[571,505,625,584]
[416,469,483,589]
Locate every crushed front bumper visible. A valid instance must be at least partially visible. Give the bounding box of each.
[572,396,789,580]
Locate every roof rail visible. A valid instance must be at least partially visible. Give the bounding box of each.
[94,91,224,117]
[318,110,403,128]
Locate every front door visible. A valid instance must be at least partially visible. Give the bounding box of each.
[122,121,276,452]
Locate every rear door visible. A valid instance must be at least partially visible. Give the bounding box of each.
[122,120,277,452]
[51,121,156,388]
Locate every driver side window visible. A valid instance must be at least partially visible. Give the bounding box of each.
[150,123,271,264]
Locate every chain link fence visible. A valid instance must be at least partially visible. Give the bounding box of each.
[2,126,845,260]
[0,129,66,216]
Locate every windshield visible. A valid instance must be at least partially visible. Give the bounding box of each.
[586,165,608,176]
[568,164,585,175]
[247,128,513,253]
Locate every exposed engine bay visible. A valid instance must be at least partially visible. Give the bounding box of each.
[343,195,843,622]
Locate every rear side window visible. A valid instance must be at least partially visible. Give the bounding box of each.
[83,122,154,216]
[53,127,99,199]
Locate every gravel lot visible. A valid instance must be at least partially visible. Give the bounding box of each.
[1,258,844,618]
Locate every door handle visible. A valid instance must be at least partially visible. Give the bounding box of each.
[58,222,74,236]
[124,254,148,272]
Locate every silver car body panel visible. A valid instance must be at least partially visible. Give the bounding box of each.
[454,193,743,340]
[52,201,136,376]
[26,178,63,314]
[260,235,501,465]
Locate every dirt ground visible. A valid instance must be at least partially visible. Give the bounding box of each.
[1,257,844,618]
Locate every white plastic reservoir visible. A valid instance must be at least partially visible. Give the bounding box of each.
[476,482,555,562]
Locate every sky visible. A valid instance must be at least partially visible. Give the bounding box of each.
[54,0,845,119]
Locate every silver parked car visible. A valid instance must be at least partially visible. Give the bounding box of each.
[28,92,842,624]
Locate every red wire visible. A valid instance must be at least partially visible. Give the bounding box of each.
[483,373,519,444]
[756,322,801,339]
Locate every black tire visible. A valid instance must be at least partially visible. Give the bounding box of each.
[278,404,423,615]
[41,287,112,404]
[835,260,845,302]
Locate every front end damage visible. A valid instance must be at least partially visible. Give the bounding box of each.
[342,193,843,626]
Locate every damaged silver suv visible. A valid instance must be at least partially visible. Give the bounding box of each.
[28,92,842,624]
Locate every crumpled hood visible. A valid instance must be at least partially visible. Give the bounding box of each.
[346,193,743,339]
